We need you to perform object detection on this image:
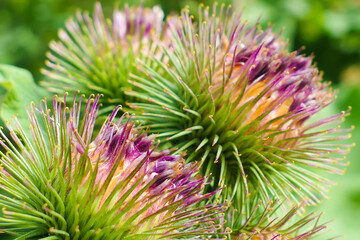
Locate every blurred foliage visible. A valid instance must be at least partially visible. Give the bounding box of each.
[0,0,152,81]
[0,0,360,238]
[0,0,230,81]
[1,0,359,84]
[0,64,48,128]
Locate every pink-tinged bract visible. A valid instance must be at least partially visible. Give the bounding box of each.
[0,93,228,239]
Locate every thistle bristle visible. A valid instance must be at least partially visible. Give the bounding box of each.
[229,200,329,240]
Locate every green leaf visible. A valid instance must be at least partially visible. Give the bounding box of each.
[0,64,50,128]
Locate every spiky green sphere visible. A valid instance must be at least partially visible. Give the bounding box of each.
[0,93,228,239]
[125,4,353,215]
[41,3,168,109]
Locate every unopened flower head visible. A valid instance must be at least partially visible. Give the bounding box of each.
[41,2,168,107]
[0,93,227,239]
[126,4,353,215]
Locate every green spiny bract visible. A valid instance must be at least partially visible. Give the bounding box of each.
[229,200,328,239]
[41,3,168,111]
[125,4,353,218]
[0,93,228,239]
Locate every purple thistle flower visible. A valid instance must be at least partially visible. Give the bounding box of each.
[0,93,228,239]
[125,3,353,222]
[41,3,169,108]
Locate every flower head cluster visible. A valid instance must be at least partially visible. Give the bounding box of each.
[126,4,352,214]
[0,93,227,239]
[36,2,352,239]
[42,3,168,107]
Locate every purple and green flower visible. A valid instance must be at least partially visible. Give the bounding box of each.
[125,4,353,216]
[42,3,168,109]
[0,93,228,239]
[37,2,353,238]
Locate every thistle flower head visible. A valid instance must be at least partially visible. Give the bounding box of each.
[41,2,167,107]
[0,93,227,239]
[126,4,353,217]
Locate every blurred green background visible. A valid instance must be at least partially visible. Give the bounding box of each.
[0,0,359,238]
